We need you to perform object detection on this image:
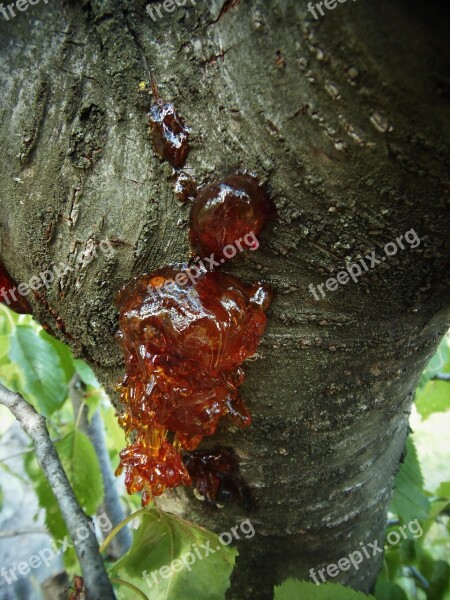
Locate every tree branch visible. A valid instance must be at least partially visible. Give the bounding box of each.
[0,383,116,600]
[0,528,47,539]
[431,373,450,382]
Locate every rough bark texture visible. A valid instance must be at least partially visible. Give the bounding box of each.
[1,1,449,598]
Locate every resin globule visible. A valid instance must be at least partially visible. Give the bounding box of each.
[116,265,271,504]
[190,174,274,261]
[184,447,247,505]
[148,100,190,169]
[0,260,32,314]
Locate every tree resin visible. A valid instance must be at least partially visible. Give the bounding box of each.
[190,174,274,261]
[148,100,190,169]
[115,265,271,504]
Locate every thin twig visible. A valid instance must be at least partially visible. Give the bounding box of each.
[0,383,116,600]
[431,373,450,382]
[0,528,48,539]
[0,447,35,461]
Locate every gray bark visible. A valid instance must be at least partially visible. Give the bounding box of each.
[0,383,116,600]
[1,1,449,598]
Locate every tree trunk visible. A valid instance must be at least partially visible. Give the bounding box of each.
[1,0,449,598]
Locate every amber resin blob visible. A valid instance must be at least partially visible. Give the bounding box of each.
[0,260,31,314]
[184,447,250,506]
[148,100,190,169]
[115,265,272,505]
[189,174,274,261]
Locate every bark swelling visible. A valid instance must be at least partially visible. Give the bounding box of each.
[0,0,449,597]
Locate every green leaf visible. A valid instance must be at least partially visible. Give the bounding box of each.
[428,499,450,520]
[7,325,68,416]
[100,405,126,463]
[419,336,450,389]
[0,315,12,359]
[110,508,238,600]
[74,359,107,421]
[0,360,25,397]
[56,430,104,514]
[23,451,77,569]
[374,581,409,600]
[44,331,76,384]
[391,438,430,523]
[0,307,20,385]
[74,359,100,388]
[380,548,404,583]
[437,482,450,499]
[415,380,450,420]
[0,304,19,333]
[419,556,450,599]
[24,430,103,571]
[25,431,103,534]
[274,580,376,599]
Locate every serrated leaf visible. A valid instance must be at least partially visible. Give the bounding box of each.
[391,438,430,523]
[274,579,376,599]
[0,306,16,373]
[415,380,450,420]
[0,335,10,361]
[85,389,106,423]
[110,508,238,600]
[8,325,68,416]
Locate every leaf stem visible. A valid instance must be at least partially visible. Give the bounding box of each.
[100,507,149,554]
[110,578,150,600]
